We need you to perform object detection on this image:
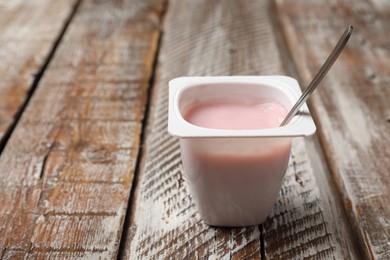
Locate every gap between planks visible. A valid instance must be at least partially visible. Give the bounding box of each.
[0,0,83,156]
[259,225,265,260]
[116,0,170,259]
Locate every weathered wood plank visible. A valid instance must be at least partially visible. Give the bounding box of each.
[275,0,390,258]
[122,0,361,259]
[263,140,360,259]
[0,0,164,258]
[0,0,80,145]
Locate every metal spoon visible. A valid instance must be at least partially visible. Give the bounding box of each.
[280,25,353,126]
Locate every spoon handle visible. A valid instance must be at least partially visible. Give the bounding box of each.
[280,25,353,126]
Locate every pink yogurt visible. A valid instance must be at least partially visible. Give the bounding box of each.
[181,98,290,226]
[168,76,316,227]
[184,100,288,130]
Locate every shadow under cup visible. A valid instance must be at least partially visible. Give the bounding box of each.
[168,76,316,227]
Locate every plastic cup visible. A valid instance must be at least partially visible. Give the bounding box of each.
[168,76,316,227]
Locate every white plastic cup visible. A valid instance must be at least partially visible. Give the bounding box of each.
[168,76,316,227]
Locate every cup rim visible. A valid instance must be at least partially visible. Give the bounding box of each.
[168,76,316,138]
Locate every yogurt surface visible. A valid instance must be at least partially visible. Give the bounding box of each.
[184,99,288,130]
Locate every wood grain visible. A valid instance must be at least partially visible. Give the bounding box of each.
[0,0,79,145]
[0,0,164,258]
[275,0,390,258]
[122,0,361,258]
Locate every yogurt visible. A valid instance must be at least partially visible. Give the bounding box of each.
[180,98,290,226]
[184,99,288,130]
[168,76,316,226]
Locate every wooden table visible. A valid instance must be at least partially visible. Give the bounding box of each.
[0,0,389,259]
